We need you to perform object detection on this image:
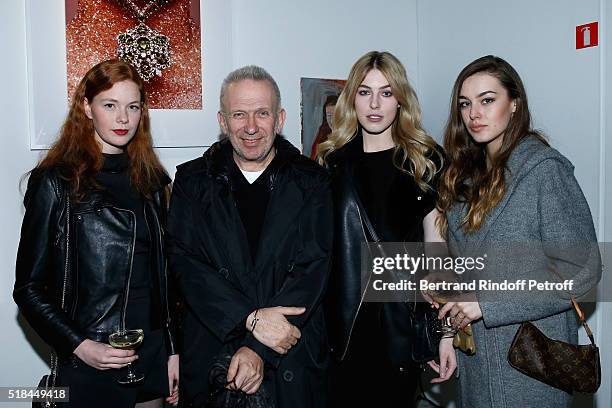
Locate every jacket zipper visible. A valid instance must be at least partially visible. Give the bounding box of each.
[340,203,374,361]
[115,206,136,333]
[61,197,71,311]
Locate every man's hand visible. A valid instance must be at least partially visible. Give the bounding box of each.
[226,347,264,394]
[247,306,305,354]
[73,339,138,370]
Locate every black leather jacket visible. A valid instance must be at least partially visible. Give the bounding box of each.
[324,134,441,363]
[14,168,176,359]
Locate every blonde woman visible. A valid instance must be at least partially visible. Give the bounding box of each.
[319,51,455,407]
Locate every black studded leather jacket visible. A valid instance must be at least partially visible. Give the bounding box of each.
[14,168,177,359]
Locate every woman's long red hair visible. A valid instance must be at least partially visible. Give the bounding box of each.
[36,59,168,200]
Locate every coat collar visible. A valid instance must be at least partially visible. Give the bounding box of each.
[203,135,311,274]
[205,135,300,189]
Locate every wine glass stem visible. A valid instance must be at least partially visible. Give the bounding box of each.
[126,362,135,380]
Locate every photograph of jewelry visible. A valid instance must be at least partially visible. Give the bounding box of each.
[65,0,202,109]
[115,0,172,81]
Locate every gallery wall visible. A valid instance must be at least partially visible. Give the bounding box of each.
[1,0,609,406]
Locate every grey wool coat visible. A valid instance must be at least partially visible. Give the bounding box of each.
[447,136,601,408]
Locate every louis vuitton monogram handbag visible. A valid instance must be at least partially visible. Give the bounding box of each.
[508,298,600,394]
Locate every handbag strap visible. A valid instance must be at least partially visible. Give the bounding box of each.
[547,264,596,345]
[351,185,420,305]
[571,297,595,345]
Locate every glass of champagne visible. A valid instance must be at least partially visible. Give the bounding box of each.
[109,329,145,385]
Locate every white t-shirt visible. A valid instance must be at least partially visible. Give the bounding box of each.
[240,168,264,184]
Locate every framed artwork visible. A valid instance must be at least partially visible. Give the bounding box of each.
[300,77,346,160]
[25,0,230,149]
[65,0,202,110]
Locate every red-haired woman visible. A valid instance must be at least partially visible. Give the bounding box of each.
[14,60,179,408]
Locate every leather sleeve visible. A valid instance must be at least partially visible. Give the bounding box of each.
[13,170,86,359]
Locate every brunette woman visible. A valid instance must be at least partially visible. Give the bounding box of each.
[318,51,456,407]
[14,60,179,407]
[436,55,600,407]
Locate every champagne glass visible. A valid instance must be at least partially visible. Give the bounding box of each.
[109,329,145,384]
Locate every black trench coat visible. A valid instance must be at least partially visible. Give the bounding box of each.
[167,136,332,407]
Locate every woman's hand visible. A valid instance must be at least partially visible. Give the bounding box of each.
[166,354,179,406]
[439,298,482,330]
[427,338,457,383]
[73,339,138,370]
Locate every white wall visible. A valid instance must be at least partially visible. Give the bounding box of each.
[2,0,609,406]
[0,0,47,386]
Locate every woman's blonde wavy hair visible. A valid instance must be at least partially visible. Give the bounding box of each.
[317,51,442,192]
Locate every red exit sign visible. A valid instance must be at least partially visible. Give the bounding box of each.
[576,22,598,49]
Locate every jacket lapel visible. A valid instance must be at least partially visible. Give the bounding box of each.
[205,140,256,289]
[214,184,254,272]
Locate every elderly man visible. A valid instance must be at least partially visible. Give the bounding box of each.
[167,65,332,407]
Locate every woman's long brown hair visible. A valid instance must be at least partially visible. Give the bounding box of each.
[35,59,168,200]
[437,55,547,236]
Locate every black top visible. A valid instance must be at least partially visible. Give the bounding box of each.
[354,146,438,242]
[347,141,440,363]
[95,153,151,292]
[229,158,277,262]
[354,147,397,238]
